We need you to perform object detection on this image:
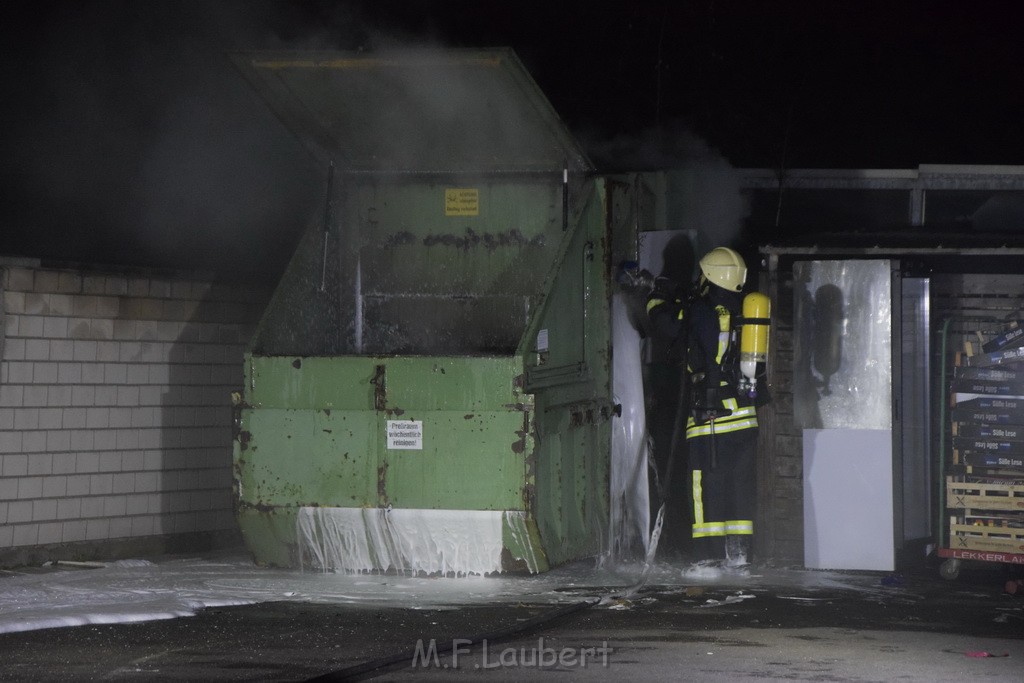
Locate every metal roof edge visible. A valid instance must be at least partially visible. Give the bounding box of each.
[918,164,1024,176]
[760,245,1024,256]
[740,168,920,180]
[742,164,1024,180]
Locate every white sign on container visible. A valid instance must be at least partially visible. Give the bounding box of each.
[537,328,549,352]
[387,420,423,450]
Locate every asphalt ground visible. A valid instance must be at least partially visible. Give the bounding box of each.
[0,559,1022,682]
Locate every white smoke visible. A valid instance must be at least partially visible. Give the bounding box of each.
[0,1,454,276]
[582,122,750,250]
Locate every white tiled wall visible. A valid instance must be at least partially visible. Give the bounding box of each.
[0,262,266,552]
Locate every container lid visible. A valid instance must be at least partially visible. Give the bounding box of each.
[230,48,592,174]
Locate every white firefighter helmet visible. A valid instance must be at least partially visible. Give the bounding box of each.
[699,247,747,292]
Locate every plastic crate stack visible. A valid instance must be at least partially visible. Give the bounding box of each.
[948,320,1024,558]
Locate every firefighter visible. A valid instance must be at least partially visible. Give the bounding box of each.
[685,246,758,567]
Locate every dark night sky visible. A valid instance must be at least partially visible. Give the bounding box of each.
[2,1,1023,276]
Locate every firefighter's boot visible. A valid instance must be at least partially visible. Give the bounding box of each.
[725,535,750,568]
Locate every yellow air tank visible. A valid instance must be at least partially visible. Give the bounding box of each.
[739,292,771,395]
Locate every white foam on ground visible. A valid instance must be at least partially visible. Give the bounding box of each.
[0,553,603,635]
[0,559,255,635]
[0,552,899,636]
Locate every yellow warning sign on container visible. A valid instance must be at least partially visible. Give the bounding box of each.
[445,188,479,216]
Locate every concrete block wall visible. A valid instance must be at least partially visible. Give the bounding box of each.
[0,259,269,564]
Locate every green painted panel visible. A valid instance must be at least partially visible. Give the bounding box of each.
[532,410,610,566]
[380,356,526,411]
[519,180,614,567]
[238,407,527,511]
[246,355,526,411]
[380,410,527,510]
[237,408,379,508]
[247,356,376,410]
[534,429,563,546]
[236,507,299,568]
[239,355,530,511]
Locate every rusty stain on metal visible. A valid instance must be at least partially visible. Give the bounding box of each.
[377,462,389,505]
[523,481,536,512]
[422,228,546,251]
[383,231,417,248]
[512,410,529,454]
[370,364,386,411]
[237,500,276,514]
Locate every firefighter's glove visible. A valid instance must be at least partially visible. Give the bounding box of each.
[652,276,683,302]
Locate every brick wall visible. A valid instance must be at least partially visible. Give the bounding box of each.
[0,259,269,565]
[754,265,804,565]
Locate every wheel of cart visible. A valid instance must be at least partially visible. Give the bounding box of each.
[939,556,961,580]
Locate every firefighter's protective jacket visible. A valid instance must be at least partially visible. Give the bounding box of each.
[684,288,758,439]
